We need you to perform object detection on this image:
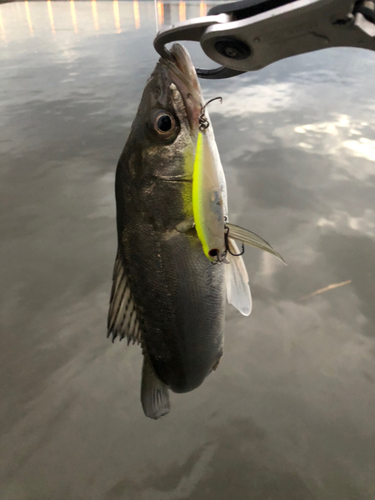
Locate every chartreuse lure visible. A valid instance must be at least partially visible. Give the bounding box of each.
[192,127,226,262]
[192,101,285,316]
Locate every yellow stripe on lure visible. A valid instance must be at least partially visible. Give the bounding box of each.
[192,128,226,262]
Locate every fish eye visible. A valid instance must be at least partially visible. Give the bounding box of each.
[156,115,172,132]
[208,249,219,258]
[151,111,178,141]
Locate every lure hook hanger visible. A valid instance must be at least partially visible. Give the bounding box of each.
[211,226,245,265]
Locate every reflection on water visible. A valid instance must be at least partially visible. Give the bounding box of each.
[133,0,140,29]
[1,2,375,500]
[91,0,99,31]
[179,0,186,22]
[70,0,78,34]
[157,0,164,27]
[47,0,55,35]
[344,137,375,163]
[113,0,121,33]
[276,114,375,179]
[200,0,207,17]
[0,11,5,43]
[0,0,210,38]
[24,0,33,36]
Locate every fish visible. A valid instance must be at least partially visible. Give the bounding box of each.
[107,43,285,420]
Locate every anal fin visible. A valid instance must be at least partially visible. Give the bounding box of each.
[141,354,170,420]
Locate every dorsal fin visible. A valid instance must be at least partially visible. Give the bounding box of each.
[107,250,142,344]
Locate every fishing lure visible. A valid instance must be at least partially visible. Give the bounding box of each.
[192,97,227,263]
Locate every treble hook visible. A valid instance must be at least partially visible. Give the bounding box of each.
[224,226,245,257]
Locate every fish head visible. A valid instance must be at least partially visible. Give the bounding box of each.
[123,43,227,261]
[128,43,204,182]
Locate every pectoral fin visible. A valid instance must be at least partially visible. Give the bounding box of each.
[141,354,170,420]
[225,238,252,316]
[226,223,286,264]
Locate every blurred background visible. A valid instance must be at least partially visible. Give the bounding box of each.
[1,1,375,499]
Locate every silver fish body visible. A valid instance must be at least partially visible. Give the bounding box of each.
[115,169,225,393]
[109,45,225,413]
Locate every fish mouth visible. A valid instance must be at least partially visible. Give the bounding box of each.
[169,44,201,97]
[161,43,203,130]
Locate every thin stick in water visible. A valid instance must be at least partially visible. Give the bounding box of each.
[300,280,352,301]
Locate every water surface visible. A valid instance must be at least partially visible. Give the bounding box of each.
[1,2,375,499]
